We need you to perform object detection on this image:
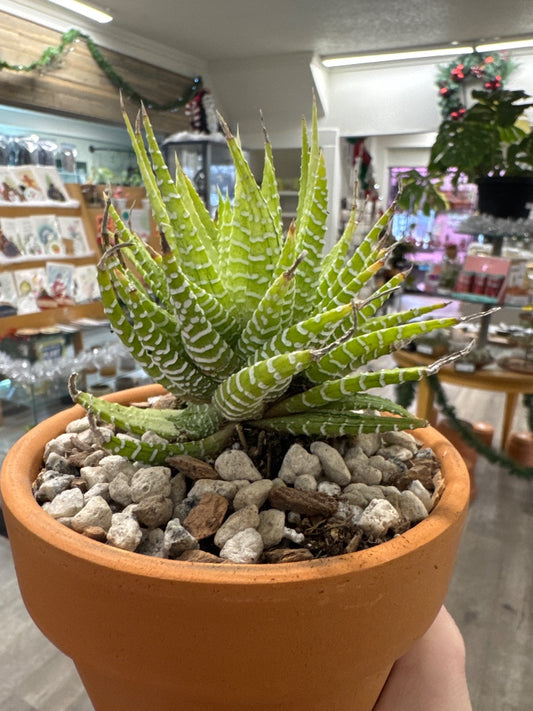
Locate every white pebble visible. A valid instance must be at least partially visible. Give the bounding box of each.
[46,488,85,519]
[382,430,418,453]
[220,528,264,564]
[257,509,285,548]
[282,527,305,544]
[294,473,318,492]
[310,441,351,486]
[353,433,381,456]
[408,480,433,512]
[65,416,91,434]
[317,480,342,496]
[170,471,187,504]
[84,482,110,501]
[357,498,401,538]
[164,519,200,558]
[188,479,238,503]
[130,466,171,502]
[108,472,133,507]
[214,505,260,549]
[99,454,136,482]
[36,475,74,502]
[137,528,166,558]
[233,479,273,510]
[80,465,107,488]
[214,449,263,482]
[399,490,429,524]
[107,511,143,552]
[71,496,113,533]
[279,444,322,484]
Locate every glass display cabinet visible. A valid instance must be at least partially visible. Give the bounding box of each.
[162,134,238,216]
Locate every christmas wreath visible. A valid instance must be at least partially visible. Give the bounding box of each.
[436,51,514,119]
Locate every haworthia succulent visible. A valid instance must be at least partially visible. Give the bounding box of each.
[234,248,304,360]
[292,103,328,319]
[73,101,463,465]
[260,117,283,240]
[105,425,236,465]
[219,116,280,319]
[97,259,217,401]
[212,350,318,421]
[250,411,426,437]
[307,316,459,383]
[107,204,173,311]
[265,365,436,416]
[318,203,394,309]
[157,232,241,380]
[253,301,355,362]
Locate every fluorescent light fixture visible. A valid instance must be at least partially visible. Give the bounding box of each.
[476,38,533,52]
[46,0,113,24]
[322,46,474,68]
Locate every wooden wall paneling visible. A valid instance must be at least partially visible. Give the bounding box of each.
[0,12,194,135]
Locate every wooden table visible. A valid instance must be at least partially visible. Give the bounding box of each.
[393,350,533,449]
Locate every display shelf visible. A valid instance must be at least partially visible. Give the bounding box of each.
[0,183,104,337]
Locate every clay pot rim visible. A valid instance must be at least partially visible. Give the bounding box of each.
[1,384,469,585]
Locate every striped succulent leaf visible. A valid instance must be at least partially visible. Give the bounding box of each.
[74,102,461,464]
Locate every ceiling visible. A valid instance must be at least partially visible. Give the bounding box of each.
[7,0,533,145]
[86,0,533,62]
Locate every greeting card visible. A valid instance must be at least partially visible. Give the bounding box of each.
[34,166,70,202]
[0,169,26,203]
[15,217,43,256]
[0,217,23,258]
[57,216,90,255]
[73,264,100,303]
[13,267,47,313]
[30,214,64,255]
[46,261,75,305]
[0,271,18,306]
[10,166,47,202]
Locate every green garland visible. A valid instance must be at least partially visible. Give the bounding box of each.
[436,50,514,119]
[396,377,533,479]
[0,28,202,112]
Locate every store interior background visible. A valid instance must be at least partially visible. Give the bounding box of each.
[1,1,533,710]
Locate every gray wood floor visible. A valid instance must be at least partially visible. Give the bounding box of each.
[0,379,532,710]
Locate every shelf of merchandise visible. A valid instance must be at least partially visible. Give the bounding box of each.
[0,183,105,338]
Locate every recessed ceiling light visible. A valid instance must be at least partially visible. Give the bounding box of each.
[46,0,113,24]
[322,46,474,68]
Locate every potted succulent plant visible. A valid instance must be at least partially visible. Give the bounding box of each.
[399,88,533,218]
[0,102,470,711]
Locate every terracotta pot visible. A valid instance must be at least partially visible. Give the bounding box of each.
[436,418,478,501]
[505,431,533,467]
[1,385,470,711]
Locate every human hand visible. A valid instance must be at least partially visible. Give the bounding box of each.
[373,606,472,711]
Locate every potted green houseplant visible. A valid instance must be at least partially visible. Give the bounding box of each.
[400,88,533,218]
[0,102,470,711]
